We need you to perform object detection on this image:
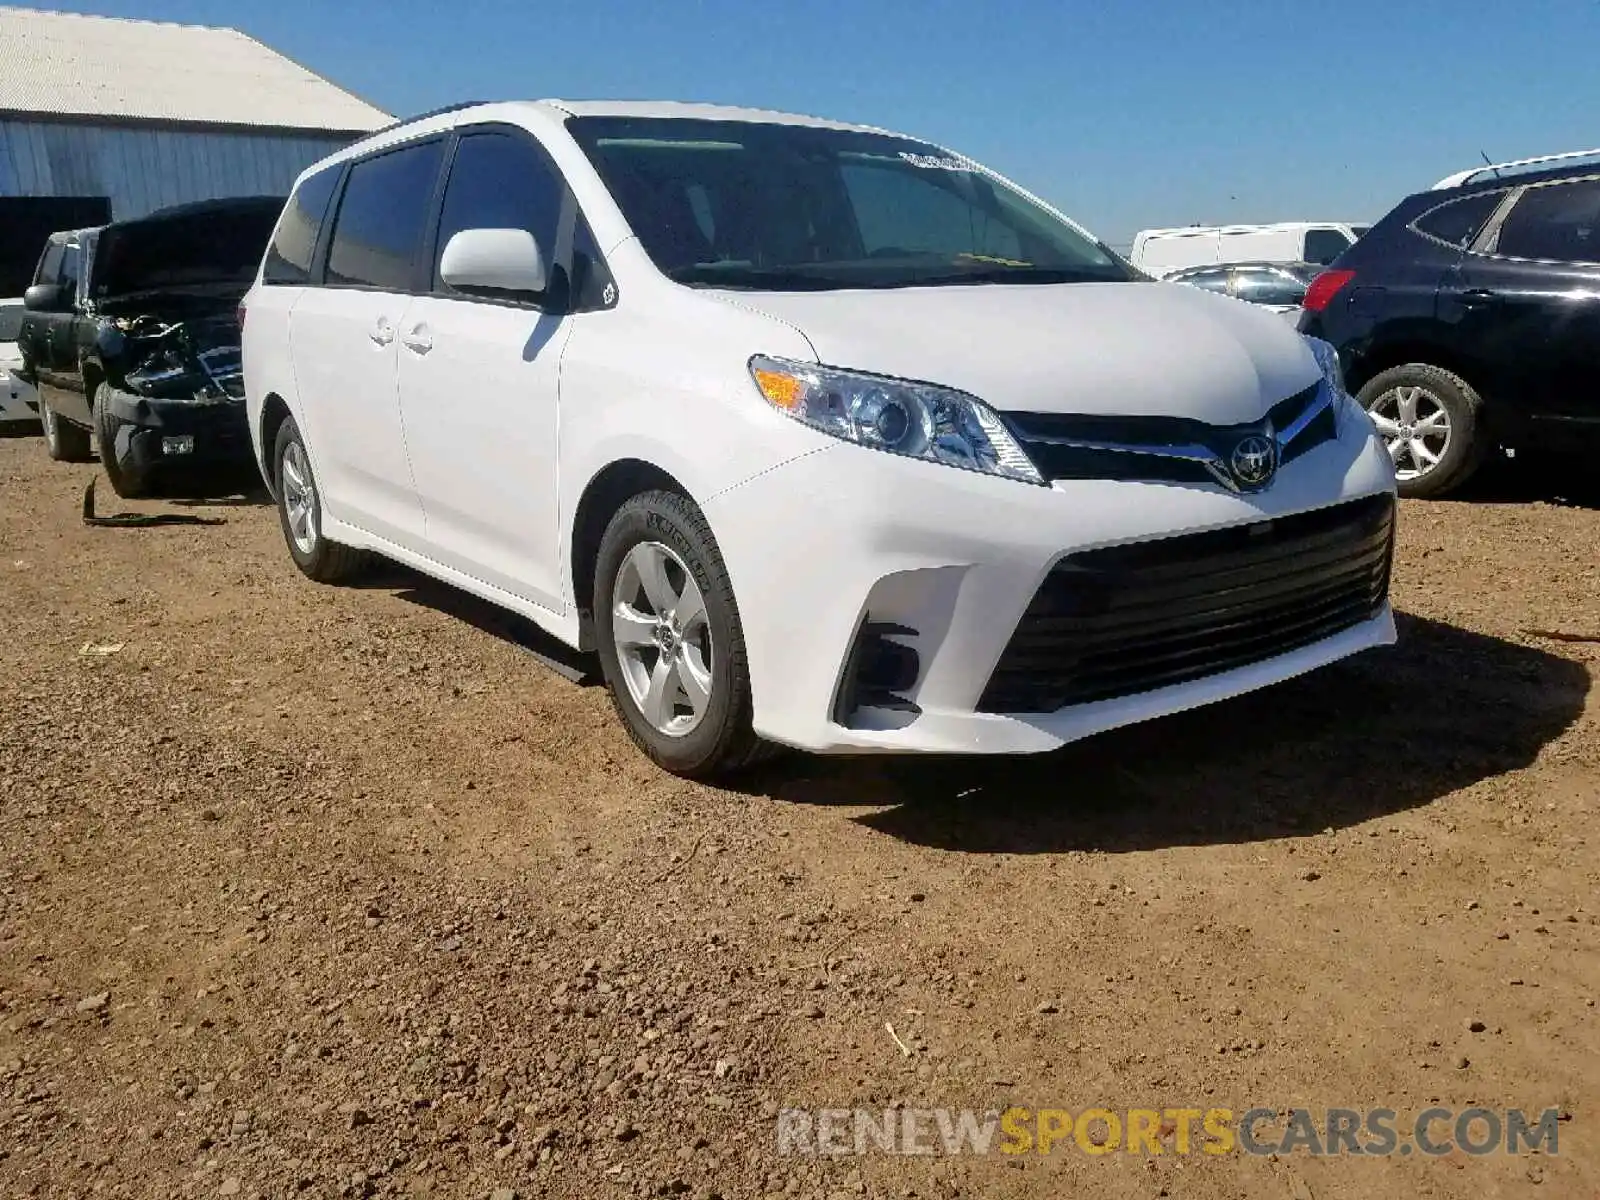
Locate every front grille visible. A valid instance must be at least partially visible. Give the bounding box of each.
[1005,382,1334,489]
[978,493,1395,713]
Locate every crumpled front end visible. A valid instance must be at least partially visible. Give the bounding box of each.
[98,311,244,401]
[95,308,254,479]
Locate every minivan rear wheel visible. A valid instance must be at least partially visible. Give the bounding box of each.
[273,415,366,583]
[1357,363,1489,499]
[593,490,773,779]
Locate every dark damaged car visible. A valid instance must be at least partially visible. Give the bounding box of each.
[18,197,284,497]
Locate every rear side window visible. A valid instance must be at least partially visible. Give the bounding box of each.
[1173,267,1230,295]
[432,132,565,292]
[263,165,341,285]
[326,139,446,291]
[1493,178,1600,264]
[1413,192,1501,248]
[1303,228,1354,265]
[1234,267,1307,306]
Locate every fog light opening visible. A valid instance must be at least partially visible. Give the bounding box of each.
[833,618,923,727]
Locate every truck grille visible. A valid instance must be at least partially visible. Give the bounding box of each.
[978,493,1395,713]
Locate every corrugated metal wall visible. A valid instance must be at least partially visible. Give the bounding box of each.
[0,118,356,220]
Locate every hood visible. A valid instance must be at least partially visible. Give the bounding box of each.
[715,281,1321,423]
[92,197,284,303]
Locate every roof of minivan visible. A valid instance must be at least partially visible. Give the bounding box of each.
[542,98,890,132]
[305,98,909,185]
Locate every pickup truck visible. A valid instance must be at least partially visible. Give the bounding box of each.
[18,197,285,497]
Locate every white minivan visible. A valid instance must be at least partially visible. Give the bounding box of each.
[241,100,1397,779]
[1131,222,1370,277]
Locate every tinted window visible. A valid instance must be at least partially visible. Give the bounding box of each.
[0,302,23,342]
[263,164,341,285]
[36,242,64,286]
[1303,228,1354,265]
[58,244,83,302]
[1233,267,1307,306]
[1172,267,1231,295]
[1414,192,1501,248]
[433,132,565,293]
[1494,179,1600,264]
[568,116,1128,291]
[326,140,445,291]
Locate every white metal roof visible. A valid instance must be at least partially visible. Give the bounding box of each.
[0,6,391,133]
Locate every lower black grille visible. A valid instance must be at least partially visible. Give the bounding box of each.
[979,494,1395,713]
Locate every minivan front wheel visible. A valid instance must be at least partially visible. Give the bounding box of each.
[1357,363,1488,499]
[273,416,365,583]
[593,490,770,779]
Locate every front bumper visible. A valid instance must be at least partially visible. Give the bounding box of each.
[705,409,1398,755]
[102,391,254,472]
[0,367,39,424]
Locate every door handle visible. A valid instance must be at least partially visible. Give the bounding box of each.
[401,325,433,354]
[1459,289,1500,308]
[370,318,395,346]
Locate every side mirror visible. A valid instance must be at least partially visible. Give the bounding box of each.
[23,282,67,313]
[439,228,548,297]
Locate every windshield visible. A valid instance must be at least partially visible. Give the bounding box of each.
[567,117,1131,291]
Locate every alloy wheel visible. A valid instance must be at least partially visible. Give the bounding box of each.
[610,540,714,737]
[280,441,319,555]
[1367,385,1452,481]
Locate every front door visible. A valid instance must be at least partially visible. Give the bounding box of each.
[47,239,90,424]
[395,128,579,612]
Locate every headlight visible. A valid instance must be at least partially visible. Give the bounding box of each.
[1305,335,1345,396]
[1304,335,1367,435]
[748,356,1044,485]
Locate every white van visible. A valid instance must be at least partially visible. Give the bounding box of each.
[241,100,1395,779]
[1131,222,1370,277]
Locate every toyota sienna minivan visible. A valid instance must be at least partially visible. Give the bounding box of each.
[241,100,1398,779]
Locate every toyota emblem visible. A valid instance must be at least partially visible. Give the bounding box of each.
[1230,434,1278,490]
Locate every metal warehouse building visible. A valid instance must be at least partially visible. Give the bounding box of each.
[0,5,391,292]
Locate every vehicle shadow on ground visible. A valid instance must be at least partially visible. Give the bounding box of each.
[148,469,272,506]
[0,420,43,438]
[354,560,601,683]
[749,613,1589,852]
[1448,453,1600,510]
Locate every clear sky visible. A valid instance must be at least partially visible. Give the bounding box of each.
[31,0,1600,246]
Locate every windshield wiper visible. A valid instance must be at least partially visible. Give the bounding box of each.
[667,265,852,291]
[894,265,1124,287]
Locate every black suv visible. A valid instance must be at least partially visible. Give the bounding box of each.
[1299,158,1600,497]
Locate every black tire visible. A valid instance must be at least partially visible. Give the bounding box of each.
[1356,363,1490,500]
[39,393,93,462]
[272,414,366,584]
[593,489,776,779]
[94,386,154,499]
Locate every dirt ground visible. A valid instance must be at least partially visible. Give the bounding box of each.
[1,430,1596,1200]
